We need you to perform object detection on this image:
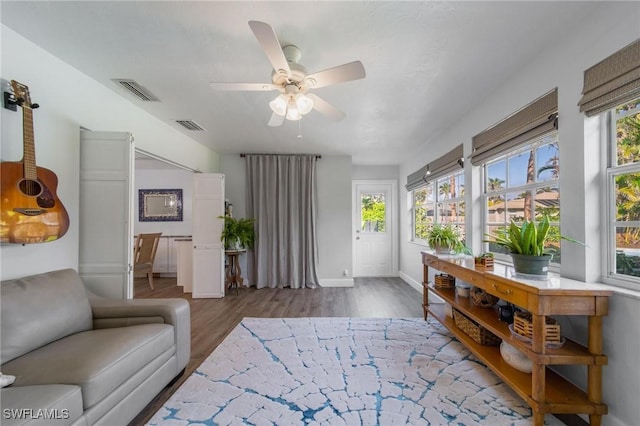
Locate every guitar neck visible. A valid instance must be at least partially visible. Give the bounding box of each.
[22,106,37,181]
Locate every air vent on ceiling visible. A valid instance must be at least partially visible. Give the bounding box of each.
[175,120,206,131]
[113,79,160,102]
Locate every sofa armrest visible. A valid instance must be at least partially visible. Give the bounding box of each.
[89,296,190,371]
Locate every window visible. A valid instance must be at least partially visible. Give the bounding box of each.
[411,169,465,243]
[411,184,433,242]
[360,193,386,232]
[484,131,561,262]
[407,144,465,245]
[607,98,640,283]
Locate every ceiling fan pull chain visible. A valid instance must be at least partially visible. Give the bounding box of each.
[297,119,303,139]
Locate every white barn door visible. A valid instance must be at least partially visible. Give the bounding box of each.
[192,173,225,298]
[79,131,134,299]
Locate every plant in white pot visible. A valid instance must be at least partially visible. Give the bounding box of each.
[484,215,583,276]
[426,223,466,254]
[218,216,255,250]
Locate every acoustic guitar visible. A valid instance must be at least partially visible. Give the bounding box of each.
[0,80,69,244]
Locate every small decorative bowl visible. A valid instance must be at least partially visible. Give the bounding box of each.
[500,341,532,373]
[456,285,470,297]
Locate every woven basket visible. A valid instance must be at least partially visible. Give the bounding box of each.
[453,309,501,346]
[470,286,500,308]
[474,256,494,269]
[434,273,456,289]
[513,311,561,343]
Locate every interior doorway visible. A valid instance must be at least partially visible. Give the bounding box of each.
[133,150,197,298]
[352,180,398,277]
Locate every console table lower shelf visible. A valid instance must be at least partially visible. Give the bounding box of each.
[428,303,604,418]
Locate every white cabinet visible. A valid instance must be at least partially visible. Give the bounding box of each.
[168,237,179,273]
[154,237,170,274]
[153,237,179,276]
[192,173,225,298]
[176,239,193,292]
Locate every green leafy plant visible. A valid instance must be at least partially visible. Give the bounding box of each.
[426,223,465,253]
[484,215,583,256]
[218,216,256,250]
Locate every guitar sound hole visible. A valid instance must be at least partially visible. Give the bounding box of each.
[18,179,43,197]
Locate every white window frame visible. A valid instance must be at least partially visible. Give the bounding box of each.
[481,132,560,266]
[605,99,640,288]
[410,183,433,245]
[410,169,465,245]
[434,170,465,233]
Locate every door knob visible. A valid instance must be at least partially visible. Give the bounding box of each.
[356,237,360,240]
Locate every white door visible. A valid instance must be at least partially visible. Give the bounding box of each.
[353,180,397,277]
[79,131,134,299]
[192,173,225,298]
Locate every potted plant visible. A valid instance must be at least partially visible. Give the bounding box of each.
[484,215,583,276]
[426,223,465,254]
[218,215,256,250]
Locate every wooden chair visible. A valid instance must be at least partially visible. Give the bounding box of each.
[133,232,162,289]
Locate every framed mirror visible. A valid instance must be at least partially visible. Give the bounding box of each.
[139,189,183,222]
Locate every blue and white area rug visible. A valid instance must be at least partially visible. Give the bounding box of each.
[148,317,562,425]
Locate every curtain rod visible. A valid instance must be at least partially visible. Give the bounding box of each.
[240,153,321,159]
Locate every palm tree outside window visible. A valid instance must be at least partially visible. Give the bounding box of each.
[483,132,561,262]
[608,98,640,282]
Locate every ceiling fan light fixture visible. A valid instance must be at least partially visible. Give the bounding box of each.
[269,94,288,116]
[295,93,314,115]
[286,98,302,121]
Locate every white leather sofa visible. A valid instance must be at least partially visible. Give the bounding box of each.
[1,268,190,425]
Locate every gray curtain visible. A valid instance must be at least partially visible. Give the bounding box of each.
[245,154,319,289]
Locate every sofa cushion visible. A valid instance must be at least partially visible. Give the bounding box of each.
[1,324,174,409]
[0,384,83,426]
[1,269,93,364]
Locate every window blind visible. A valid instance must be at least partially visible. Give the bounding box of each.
[470,88,558,166]
[406,144,463,191]
[578,38,640,117]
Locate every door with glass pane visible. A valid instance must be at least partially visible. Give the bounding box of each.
[353,182,395,277]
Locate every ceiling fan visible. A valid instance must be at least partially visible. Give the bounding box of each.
[210,21,366,127]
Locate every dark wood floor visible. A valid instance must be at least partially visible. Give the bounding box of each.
[129,276,423,425]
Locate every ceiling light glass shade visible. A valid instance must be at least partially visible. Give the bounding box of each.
[269,94,288,116]
[295,93,314,115]
[286,99,302,121]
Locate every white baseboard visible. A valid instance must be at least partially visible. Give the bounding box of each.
[319,278,355,287]
[399,271,445,304]
[399,271,422,293]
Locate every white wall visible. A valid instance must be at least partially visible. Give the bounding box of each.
[398,4,640,425]
[134,168,194,236]
[220,154,353,285]
[316,156,353,283]
[219,154,247,219]
[352,164,399,181]
[0,25,219,280]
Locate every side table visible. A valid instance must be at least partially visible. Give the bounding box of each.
[225,249,246,295]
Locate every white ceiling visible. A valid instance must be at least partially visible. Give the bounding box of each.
[1,1,604,165]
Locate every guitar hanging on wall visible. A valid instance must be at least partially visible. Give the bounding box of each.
[0,80,69,244]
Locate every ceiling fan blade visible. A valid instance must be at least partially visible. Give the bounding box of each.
[305,61,366,89]
[209,82,277,91]
[268,112,285,127]
[248,21,291,79]
[307,94,346,121]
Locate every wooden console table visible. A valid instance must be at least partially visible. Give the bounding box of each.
[422,251,612,426]
[225,249,246,295]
